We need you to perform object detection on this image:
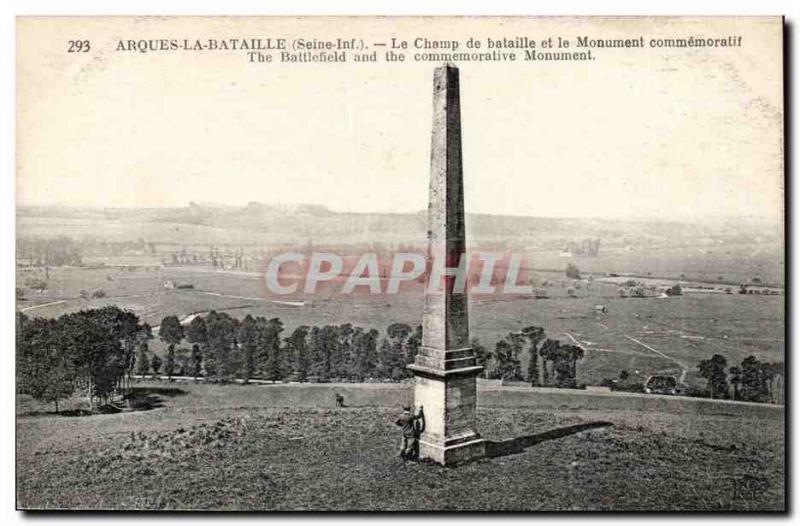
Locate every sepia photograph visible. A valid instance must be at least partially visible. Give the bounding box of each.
[13,15,785,512]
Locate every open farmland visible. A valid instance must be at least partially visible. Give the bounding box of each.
[529,242,784,288]
[16,205,784,391]
[16,382,784,511]
[16,263,784,391]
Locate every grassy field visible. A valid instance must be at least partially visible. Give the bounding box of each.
[16,263,784,390]
[17,207,784,286]
[529,242,784,288]
[16,382,784,511]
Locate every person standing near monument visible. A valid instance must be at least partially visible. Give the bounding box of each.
[395,405,425,460]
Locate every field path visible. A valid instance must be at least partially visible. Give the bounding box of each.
[563,332,588,351]
[198,291,266,302]
[20,300,66,312]
[624,335,688,383]
[196,290,305,306]
[562,332,631,354]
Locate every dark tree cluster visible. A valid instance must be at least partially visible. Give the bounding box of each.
[699,354,784,403]
[175,314,417,384]
[487,326,585,388]
[18,308,429,411]
[24,306,781,412]
[26,308,429,391]
[17,307,152,411]
[665,284,683,296]
[565,263,581,280]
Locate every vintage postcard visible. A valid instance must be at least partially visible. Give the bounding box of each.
[15,16,784,511]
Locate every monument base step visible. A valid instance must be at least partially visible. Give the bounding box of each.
[418,436,486,465]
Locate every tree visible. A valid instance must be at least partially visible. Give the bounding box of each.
[354,328,380,380]
[379,323,413,380]
[551,345,571,387]
[631,286,647,298]
[186,316,209,377]
[761,361,781,403]
[136,343,150,376]
[159,315,184,382]
[377,338,395,379]
[139,323,154,342]
[186,316,207,346]
[471,338,491,378]
[18,307,144,409]
[489,339,511,380]
[205,311,238,382]
[697,354,729,399]
[90,306,143,397]
[39,362,74,413]
[285,325,311,381]
[490,333,524,381]
[164,345,176,381]
[565,263,581,279]
[90,309,149,394]
[129,323,152,388]
[766,361,784,404]
[333,323,355,379]
[150,354,163,378]
[507,332,526,381]
[554,344,584,388]
[407,325,423,366]
[176,352,189,377]
[237,315,259,384]
[258,318,285,382]
[728,366,742,400]
[539,338,560,386]
[190,343,203,382]
[16,314,74,413]
[665,284,683,296]
[310,325,334,380]
[740,355,768,402]
[521,326,545,386]
[59,309,128,407]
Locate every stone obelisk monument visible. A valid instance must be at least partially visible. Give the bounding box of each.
[408,63,486,465]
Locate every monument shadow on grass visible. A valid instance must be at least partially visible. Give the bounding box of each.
[485,421,614,459]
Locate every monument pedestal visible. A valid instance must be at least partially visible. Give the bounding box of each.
[408,348,486,465]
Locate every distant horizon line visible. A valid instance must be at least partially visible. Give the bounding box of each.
[16,201,783,225]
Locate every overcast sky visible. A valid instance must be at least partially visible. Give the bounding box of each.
[17,17,783,223]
